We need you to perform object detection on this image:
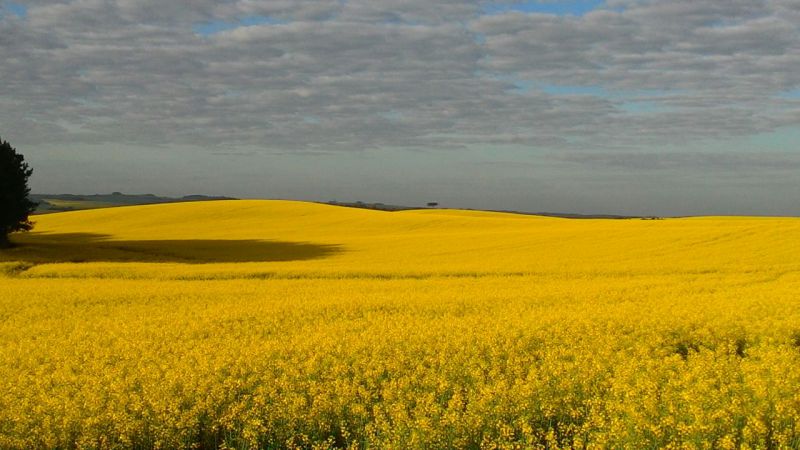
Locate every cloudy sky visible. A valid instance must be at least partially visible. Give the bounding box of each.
[2,0,799,215]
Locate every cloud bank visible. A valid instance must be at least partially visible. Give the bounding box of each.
[1,0,798,152]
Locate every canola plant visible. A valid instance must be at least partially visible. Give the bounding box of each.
[1,201,799,449]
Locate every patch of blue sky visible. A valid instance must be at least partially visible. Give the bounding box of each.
[619,100,666,113]
[380,111,404,121]
[541,84,676,98]
[1,2,28,19]
[777,88,800,99]
[483,0,605,17]
[501,76,679,105]
[754,127,800,149]
[194,15,286,36]
[504,79,608,96]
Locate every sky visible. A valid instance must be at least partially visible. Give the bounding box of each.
[1,0,799,216]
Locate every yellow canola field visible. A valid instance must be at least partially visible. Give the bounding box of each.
[2,200,800,449]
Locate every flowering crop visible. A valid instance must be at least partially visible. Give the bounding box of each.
[1,201,800,449]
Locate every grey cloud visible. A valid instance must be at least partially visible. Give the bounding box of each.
[1,0,799,154]
[554,151,800,172]
[476,1,800,92]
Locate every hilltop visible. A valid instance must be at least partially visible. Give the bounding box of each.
[3,200,800,449]
[3,199,796,280]
[32,193,653,219]
[31,192,237,214]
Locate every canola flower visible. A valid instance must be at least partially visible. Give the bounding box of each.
[1,200,800,449]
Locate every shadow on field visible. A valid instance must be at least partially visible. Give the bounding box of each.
[1,233,343,264]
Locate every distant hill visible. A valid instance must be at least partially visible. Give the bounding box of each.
[326,200,419,212]
[32,193,237,214]
[326,200,651,219]
[486,210,653,220]
[30,194,653,219]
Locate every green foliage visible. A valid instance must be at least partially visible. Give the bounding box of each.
[0,137,37,247]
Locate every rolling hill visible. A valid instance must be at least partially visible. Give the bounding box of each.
[4,199,799,279]
[2,200,800,448]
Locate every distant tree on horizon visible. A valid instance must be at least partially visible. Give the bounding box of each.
[0,137,37,248]
[427,202,439,208]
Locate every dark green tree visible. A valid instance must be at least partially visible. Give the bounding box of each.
[0,137,37,248]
